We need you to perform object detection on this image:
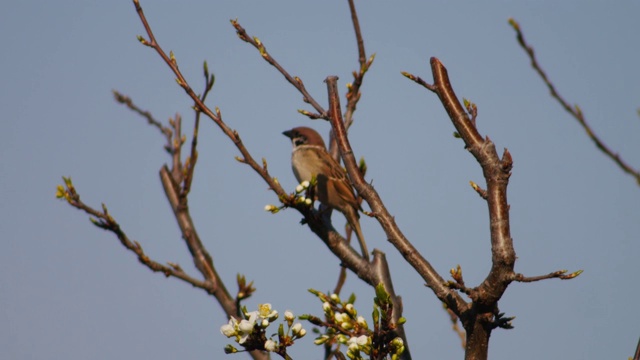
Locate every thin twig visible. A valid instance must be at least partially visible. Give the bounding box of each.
[328,0,374,160]
[343,0,372,130]
[132,1,285,202]
[113,90,174,153]
[400,72,435,92]
[230,19,328,119]
[509,18,640,186]
[158,166,236,312]
[58,182,213,292]
[183,64,214,196]
[111,94,229,297]
[332,265,348,296]
[513,269,583,282]
[170,113,182,180]
[113,90,233,312]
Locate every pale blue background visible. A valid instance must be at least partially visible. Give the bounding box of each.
[1,1,639,359]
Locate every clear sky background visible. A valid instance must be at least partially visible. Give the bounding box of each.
[1,1,639,360]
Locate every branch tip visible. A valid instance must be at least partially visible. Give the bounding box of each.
[136,35,149,46]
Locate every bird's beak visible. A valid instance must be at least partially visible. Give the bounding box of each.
[282,130,293,139]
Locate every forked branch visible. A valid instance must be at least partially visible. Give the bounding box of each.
[403,57,582,359]
[325,76,467,316]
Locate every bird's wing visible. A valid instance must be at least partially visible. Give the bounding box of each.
[318,150,360,210]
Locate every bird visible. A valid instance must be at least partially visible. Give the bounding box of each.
[283,126,369,261]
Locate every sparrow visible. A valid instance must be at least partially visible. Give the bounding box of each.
[283,126,369,261]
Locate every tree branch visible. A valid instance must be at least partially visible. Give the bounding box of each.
[130,4,414,336]
[403,57,582,359]
[407,58,515,359]
[325,76,468,316]
[509,18,640,186]
[57,181,215,293]
[114,87,236,316]
[113,91,174,154]
[230,19,328,119]
[329,0,375,156]
[158,166,236,312]
[513,269,583,283]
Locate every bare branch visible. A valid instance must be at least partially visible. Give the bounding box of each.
[513,269,583,283]
[348,0,366,68]
[404,58,515,357]
[230,19,328,119]
[332,264,348,296]
[113,91,236,312]
[342,0,372,130]
[403,57,582,358]
[158,166,237,314]
[183,64,214,196]
[132,1,286,203]
[169,113,183,180]
[427,58,517,300]
[469,180,488,199]
[113,90,174,154]
[328,0,374,160]
[509,18,640,186]
[57,180,214,293]
[401,72,436,92]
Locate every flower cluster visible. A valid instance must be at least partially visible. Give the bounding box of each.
[294,180,313,206]
[301,286,405,360]
[264,180,313,214]
[220,303,306,357]
[304,291,373,359]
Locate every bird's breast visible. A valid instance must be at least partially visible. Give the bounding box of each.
[291,147,324,183]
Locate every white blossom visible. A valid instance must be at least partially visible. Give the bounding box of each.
[284,310,294,322]
[322,302,331,312]
[258,303,278,320]
[334,312,347,323]
[237,312,257,344]
[356,316,368,329]
[264,339,277,352]
[291,322,303,335]
[220,317,237,338]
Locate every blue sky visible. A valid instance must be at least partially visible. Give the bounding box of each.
[1,1,639,359]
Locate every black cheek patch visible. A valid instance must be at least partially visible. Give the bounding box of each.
[294,136,306,146]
